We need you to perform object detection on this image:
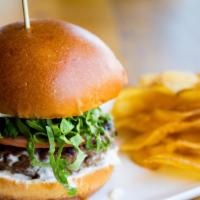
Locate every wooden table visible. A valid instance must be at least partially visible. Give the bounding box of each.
[0,0,200,83]
[111,0,200,83]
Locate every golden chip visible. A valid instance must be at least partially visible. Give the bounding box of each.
[144,153,200,172]
[113,72,200,178]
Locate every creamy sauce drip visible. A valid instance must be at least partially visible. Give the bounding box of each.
[0,147,119,184]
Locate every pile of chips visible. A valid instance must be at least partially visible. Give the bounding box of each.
[112,72,200,175]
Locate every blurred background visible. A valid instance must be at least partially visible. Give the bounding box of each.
[0,0,200,83]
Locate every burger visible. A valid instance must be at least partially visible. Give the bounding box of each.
[0,19,127,200]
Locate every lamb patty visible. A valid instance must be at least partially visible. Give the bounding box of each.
[0,144,105,180]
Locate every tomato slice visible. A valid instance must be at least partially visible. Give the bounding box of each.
[0,137,73,148]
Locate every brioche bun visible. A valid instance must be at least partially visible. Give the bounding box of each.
[0,165,113,200]
[0,19,127,118]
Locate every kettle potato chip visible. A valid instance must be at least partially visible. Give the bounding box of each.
[112,72,200,178]
[144,153,200,172]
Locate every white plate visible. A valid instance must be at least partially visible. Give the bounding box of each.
[90,155,200,200]
[91,100,200,200]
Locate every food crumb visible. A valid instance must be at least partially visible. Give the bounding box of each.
[109,188,124,200]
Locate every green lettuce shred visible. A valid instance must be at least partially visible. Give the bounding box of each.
[0,108,113,196]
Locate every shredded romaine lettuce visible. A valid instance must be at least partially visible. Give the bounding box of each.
[0,108,113,196]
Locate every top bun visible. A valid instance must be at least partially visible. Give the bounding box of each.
[0,19,127,118]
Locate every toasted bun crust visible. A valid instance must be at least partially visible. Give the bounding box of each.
[0,19,127,118]
[0,165,113,200]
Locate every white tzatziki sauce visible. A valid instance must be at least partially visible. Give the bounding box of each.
[0,147,120,184]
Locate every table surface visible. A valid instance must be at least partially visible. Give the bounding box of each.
[1,0,200,83]
[111,0,200,82]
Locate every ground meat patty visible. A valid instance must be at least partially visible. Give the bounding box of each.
[0,145,105,180]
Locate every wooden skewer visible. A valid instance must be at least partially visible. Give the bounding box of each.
[22,0,30,29]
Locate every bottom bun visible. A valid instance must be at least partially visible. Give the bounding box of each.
[0,165,113,200]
